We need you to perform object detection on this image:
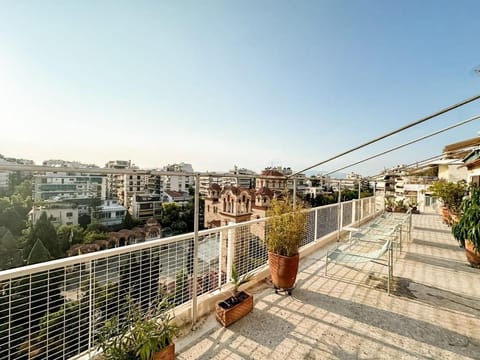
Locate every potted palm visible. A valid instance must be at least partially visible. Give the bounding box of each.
[97,296,179,360]
[215,266,253,327]
[452,185,480,268]
[265,193,308,294]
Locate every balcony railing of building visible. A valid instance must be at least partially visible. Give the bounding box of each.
[0,194,383,360]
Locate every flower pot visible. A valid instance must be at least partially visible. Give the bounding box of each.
[441,206,450,224]
[465,239,480,268]
[215,291,253,327]
[268,252,299,290]
[153,343,175,360]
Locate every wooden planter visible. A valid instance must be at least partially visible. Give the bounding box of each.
[268,252,299,290]
[465,239,480,268]
[215,291,253,327]
[153,343,175,360]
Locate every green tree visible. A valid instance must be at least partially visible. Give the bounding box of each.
[78,213,91,228]
[84,231,109,244]
[122,211,138,230]
[27,239,52,265]
[14,180,33,200]
[24,212,61,260]
[86,220,108,234]
[0,226,23,270]
[57,224,85,252]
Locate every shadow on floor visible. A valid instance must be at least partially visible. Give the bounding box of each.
[293,287,478,358]
[403,252,476,274]
[412,238,463,251]
[414,226,452,234]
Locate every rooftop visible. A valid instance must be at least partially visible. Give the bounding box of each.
[176,212,480,359]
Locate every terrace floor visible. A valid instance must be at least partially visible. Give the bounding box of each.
[176,213,480,360]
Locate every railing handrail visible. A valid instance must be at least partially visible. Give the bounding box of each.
[0,196,375,281]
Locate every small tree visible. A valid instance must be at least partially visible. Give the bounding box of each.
[430,180,467,213]
[24,212,61,260]
[27,239,52,265]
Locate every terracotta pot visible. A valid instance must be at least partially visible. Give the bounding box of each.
[465,239,480,268]
[215,291,253,327]
[441,206,450,224]
[268,252,299,290]
[153,343,175,360]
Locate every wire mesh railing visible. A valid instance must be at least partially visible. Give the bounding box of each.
[0,195,381,360]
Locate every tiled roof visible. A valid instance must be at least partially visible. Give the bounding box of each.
[260,170,284,177]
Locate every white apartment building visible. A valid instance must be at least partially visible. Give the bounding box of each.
[95,199,127,227]
[29,206,79,226]
[162,163,194,193]
[33,172,107,202]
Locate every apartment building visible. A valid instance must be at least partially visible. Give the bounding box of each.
[29,206,79,226]
[33,172,106,202]
[130,194,163,222]
[161,162,194,193]
[94,199,127,227]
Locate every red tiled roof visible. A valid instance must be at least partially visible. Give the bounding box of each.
[261,170,284,177]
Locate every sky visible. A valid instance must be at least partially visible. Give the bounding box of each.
[1,0,480,176]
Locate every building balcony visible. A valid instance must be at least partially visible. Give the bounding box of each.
[1,198,479,359]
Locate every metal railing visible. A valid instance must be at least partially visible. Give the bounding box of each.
[0,196,381,360]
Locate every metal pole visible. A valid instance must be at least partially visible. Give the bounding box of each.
[191,174,200,328]
[337,182,341,241]
[358,181,361,227]
[293,177,297,207]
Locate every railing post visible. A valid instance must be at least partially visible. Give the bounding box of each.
[293,177,297,207]
[358,182,362,227]
[192,174,200,328]
[351,200,356,227]
[337,182,341,240]
[226,222,235,282]
[88,260,93,357]
[218,231,223,288]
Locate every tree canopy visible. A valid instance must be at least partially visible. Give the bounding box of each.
[25,212,61,260]
[27,239,52,265]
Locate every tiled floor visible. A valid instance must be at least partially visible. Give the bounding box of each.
[177,213,480,359]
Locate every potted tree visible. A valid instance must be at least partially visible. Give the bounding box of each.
[215,265,253,327]
[265,193,308,294]
[97,296,179,360]
[430,180,466,225]
[452,185,480,268]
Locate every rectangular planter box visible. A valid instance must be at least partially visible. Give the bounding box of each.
[215,291,253,327]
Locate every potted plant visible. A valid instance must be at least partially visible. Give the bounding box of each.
[430,180,466,225]
[408,199,420,214]
[97,296,180,360]
[265,193,308,294]
[452,185,480,268]
[215,265,253,327]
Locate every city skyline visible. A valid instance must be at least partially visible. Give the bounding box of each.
[1,1,480,175]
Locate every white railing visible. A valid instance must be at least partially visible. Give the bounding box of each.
[0,196,381,360]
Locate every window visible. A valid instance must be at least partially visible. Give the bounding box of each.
[66,212,73,217]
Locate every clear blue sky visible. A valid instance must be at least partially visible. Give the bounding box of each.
[1,0,479,175]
